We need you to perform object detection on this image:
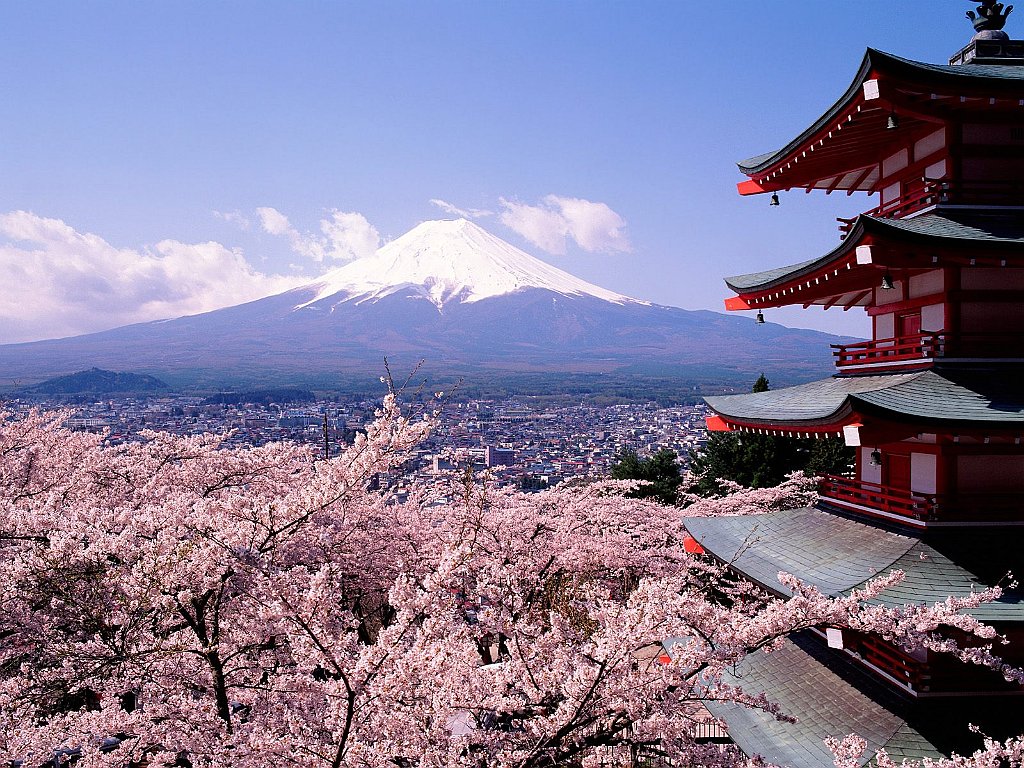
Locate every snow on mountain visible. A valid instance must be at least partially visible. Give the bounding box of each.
[300,218,642,309]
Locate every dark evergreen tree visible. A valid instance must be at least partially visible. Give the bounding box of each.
[609,447,683,506]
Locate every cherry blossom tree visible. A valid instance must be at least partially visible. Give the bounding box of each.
[0,397,1020,768]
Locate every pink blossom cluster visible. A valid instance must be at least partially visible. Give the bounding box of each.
[680,472,819,517]
[0,402,1019,768]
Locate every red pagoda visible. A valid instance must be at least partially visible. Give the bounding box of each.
[685,5,1024,765]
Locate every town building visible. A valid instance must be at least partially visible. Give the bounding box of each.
[685,5,1024,765]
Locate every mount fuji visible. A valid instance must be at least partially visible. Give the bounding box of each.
[0,219,849,391]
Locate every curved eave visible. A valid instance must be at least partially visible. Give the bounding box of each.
[706,371,1024,434]
[737,49,1024,193]
[705,410,856,438]
[724,213,1024,310]
[702,635,946,767]
[683,507,1024,622]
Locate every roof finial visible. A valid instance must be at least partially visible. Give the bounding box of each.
[966,1,1014,39]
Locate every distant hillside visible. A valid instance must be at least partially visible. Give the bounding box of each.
[201,388,316,406]
[24,368,170,395]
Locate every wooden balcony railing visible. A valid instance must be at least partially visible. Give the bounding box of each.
[819,476,1024,525]
[845,632,926,691]
[837,179,1024,237]
[818,475,937,524]
[832,332,944,369]
[832,331,1024,371]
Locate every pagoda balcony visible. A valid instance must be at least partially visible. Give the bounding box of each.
[837,179,1024,238]
[818,475,1023,526]
[832,332,1024,373]
[832,332,944,372]
[818,475,938,525]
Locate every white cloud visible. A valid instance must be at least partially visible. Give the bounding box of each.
[429,199,493,220]
[320,211,381,262]
[499,195,631,255]
[213,209,251,230]
[256,206,293,237]
[257,206,380,264]
[0,211,303,344]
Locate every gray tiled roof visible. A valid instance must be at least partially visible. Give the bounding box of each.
[853,369,1024,424]
[705,373,922,424]
[724,212,1024,293]
[704,636,944,768]
[684,507,914,596]
[876,211,1024,243]
[705,370,1024,427]
[739,49,1024,174]
[682,507,1024,622]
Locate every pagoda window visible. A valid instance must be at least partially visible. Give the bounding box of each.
[925,158,948,180]
[910,453,938,495]
[957,455,1024,494]
[961,268,1024,291]
[909,270,944,298]
[860,448,883,485]
[881,180,902,206]
[961,299,1024,335]
[915,128,947,164]
[874,313,896,341]
[882,148,910,178]
[921,304,944,333]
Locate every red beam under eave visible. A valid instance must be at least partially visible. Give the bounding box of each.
[706,413,856,436]
[737,179,770,196]
[706,415,732,432]
[724,296,752,311]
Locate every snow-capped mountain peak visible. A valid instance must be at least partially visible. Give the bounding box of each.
[300,218,641,309]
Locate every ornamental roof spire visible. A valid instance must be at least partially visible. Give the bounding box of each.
[966,0,1014,39]
[951,0,1023,64]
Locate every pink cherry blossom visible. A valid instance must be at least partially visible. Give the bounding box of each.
[0,397,1019,768]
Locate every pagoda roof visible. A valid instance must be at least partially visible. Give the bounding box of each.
[704,634,945,768]
[705,369,1024,431]
[683,506,1024,623]
[724,211,1024,306]
[737,49,1024,194]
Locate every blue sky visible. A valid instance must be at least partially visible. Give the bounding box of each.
[0,2,981,342]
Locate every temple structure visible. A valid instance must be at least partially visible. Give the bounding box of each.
[685,5,1024,765]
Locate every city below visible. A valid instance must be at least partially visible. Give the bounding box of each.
[5,393,710,492]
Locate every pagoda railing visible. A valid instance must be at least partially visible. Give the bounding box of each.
[832,332,944,369]
[832,331,1024,371]
[819,476,1023,525]
[842,631,926,691]
[838,179,1024,237]
[818,475,937,523]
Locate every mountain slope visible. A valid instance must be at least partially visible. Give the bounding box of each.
[0,219,853,390]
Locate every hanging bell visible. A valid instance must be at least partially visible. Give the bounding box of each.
[755,310,766,325]
[769,193,780,207]
[886,111,900,130]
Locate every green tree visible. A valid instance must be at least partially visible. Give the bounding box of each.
[609,447,683,506]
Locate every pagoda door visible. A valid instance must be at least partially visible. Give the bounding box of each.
[885,453,912,492]
[898,312,922,337]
